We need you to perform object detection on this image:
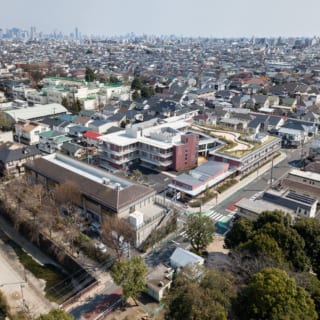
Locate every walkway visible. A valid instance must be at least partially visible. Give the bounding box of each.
[189,151,287,213]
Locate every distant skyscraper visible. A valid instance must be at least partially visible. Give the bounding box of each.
[30,26,36,40]
[75,27,79,39]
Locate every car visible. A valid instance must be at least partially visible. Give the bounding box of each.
[95,242,107,253]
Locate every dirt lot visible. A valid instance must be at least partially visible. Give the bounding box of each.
[105,296,165,320]
[205,235,231,270]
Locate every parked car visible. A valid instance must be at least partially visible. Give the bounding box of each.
[95,241,107,253]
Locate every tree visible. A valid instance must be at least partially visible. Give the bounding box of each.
[53,181,81,216]
[110,256,147,305]
[141,86,154,98]
[33,309,74,320]
[61,97,69,109]
[101,216,135,261]
[0,111,10,130]
[109,75,120,84]
[132,169,143,182]
[131,77,143,90]
[238,233,285,264]
[185,212,215,252]
[131,90,140,100]
[294,217,320,278]
[165,267,235,320]
[0,290,9,318]
[236,268,317,320]
[259,222,309,271]
[224,217,253,249]
[293,272,320,317]
[254,210,291,230]
[85,67,96,82]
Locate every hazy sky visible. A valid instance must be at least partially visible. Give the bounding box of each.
[1,0,320,38]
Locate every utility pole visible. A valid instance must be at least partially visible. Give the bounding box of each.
[270,153,274,186]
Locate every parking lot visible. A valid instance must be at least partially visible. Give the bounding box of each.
[118,164,175,193]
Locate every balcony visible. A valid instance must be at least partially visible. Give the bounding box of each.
[140,156,172,167]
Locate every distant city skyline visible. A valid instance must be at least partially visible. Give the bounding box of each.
[1,0,320,38]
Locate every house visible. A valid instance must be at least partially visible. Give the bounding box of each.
[82,131,102,147]
[61,142,86,159]
[146,264,173,302]
[170,247,204,269]
[14,120,50,145]
[88,120,111,134]
[278,119,317,147]
[38,130,72,153]
[0,142,41,176]
[68,125,88,143]
[72,116,92,127]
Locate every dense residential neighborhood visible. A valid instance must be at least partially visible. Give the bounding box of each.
[1,26,320,320]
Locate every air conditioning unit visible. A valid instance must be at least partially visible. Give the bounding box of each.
[102,177,110,185]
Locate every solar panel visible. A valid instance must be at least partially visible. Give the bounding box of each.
[286,192,315,205]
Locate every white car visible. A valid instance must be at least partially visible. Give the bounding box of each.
[95,242,107,253]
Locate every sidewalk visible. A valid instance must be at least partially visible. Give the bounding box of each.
[196,151,287,212]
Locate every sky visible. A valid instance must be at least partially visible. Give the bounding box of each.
[1,0,320,38]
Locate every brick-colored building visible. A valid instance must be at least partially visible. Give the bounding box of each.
[172,133,198,171]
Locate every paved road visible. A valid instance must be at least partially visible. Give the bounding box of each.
[213,147,302,215]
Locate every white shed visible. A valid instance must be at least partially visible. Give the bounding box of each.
[170,247,204,269]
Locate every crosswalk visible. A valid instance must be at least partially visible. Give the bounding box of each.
[249,191,264,201]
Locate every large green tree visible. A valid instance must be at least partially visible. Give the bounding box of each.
[185,212,215,252]
[33,309,74,320]
[225,211,310,272]
[85,67,96,82]
[224,217,253,249]
[131,77,143,90]
[110,256,147,305]
[239,233,284,264]
[259,222,309,271]
[165,267,235,320]
[236,268,317,320]
[294,217,320,278]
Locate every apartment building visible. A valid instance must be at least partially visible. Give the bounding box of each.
[98,119,198,171]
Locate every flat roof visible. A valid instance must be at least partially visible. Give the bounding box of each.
[45,153,132,190]
[289,169,320,182]
[5,103,68,121]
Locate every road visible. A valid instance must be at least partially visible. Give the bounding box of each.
[213,147,303,216]
[144,147,304,266]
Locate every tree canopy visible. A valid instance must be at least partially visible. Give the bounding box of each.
[225,211,310,271]
[185,212,215,252]
[294,217,320,278]
[33,309,74,320]
[85,67,96,82]
[110,256,147,305]
[236,268,317,320]
[165,267,235,320]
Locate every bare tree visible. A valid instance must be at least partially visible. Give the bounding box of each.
[101,216,135,261]
[53,181,81,216]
